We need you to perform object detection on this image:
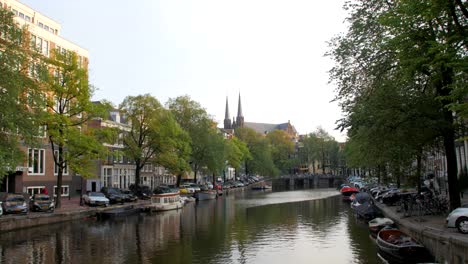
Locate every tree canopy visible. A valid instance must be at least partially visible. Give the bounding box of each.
[328,0,467,209]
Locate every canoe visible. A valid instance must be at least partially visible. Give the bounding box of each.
[376,229,434,264]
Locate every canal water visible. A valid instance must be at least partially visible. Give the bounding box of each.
[0,188,384,264]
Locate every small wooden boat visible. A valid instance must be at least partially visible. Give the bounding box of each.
[97,206,141,219]
[376,229,434,264]
[368,217,394,238]
[149,191,183,212]
[340,186,359,201]
[195,190,217,201]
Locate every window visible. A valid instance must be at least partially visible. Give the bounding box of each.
[42,40,48,56]
[36,125,46,138]
[25,15,30,22]
[53,185,69,197]
[54,150,68,175]
[44,25,49,31]
[28,148,45,175]
[11,9,18,16]
[103,167,112,187]
[38,22,44,28]
[27,186,45,197]
[19,12,24,19]
[54,96,69,114]
[30,34,36,49]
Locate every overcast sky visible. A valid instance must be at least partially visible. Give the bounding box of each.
[22,0,349,141]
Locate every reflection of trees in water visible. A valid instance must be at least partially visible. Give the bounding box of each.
[0,195,382,264]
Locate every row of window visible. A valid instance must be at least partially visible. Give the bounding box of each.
[27,185,70,197]
[11,8,31,23]
[37,21,56,35]
[27,148,69,175]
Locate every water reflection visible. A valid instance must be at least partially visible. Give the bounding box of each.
[0,189,384,264]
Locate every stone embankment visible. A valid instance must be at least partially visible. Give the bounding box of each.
[375,201,468,264]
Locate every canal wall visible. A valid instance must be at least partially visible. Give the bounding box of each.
[0,209,95,232]
[376,203,468,264]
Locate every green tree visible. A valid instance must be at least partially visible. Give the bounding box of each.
[225,137,252,174]
[328,0,467,209]
[120,94,191,189]
[0,9,43,179]
[41,50,107,208]
[167,96,218,184]
[236,127,279,176]
[266,130,295,174]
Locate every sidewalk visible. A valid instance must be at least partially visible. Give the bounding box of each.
[375,195,468,263]
[55,196,87,213]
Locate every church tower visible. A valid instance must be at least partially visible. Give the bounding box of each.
[223,97,232,129]
[236,93,244,128]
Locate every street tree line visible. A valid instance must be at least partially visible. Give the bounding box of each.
[328,0,467,210]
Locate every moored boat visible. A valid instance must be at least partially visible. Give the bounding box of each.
[195,190,217,201]
[368,217,394,238]
[340,186,359,201]
[376,229,434,264]
[149,191,183,212]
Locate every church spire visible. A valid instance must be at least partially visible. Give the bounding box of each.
[223,96,232,129]
[225,97,230,120]
[237,93,243,118]
[236,93,244,128]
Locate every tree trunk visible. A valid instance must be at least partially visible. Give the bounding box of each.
[176,174,182,187]
[438,65,461,210]
[135,159,141,189]
[416,152,422,193]
[444,128,461,210]
[56,144,64,208]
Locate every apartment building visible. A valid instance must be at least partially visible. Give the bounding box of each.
[1,0,89,198]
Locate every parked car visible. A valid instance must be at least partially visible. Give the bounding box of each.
[189,183,201,192]
[121,189,138,202]
[0,193,28,214]
[129,184,152,200]
[29,194,55,212]
[179,184,195,194]
[100,187,125,204]
[205,182,214,189]
[446,207,468,234]
[83,192,110,207]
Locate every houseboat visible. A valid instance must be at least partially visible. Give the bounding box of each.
[149,190,183,212]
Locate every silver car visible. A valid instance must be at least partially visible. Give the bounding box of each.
[446,207,468,234]
[83,192,110,207]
